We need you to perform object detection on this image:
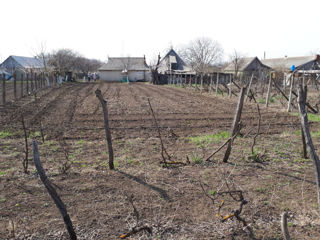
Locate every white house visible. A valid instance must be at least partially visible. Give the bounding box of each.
[98,57,150,82]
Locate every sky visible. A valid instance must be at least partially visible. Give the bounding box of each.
[1,0,320,63]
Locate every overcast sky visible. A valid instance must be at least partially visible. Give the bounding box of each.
[1,0,319,63]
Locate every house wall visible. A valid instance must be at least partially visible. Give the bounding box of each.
[99,70,151,82]
[99,71,122,82]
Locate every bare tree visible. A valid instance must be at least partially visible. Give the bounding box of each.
[180,37,223,75]
[33,41,50,72]
[48,49,79,74]
[229,49,246,82]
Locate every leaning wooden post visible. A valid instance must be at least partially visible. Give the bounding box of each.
[26,73,29,95]
[298,85,320,207]
[1,73,5,105]
[95,89,114,170]
[287,73,294,112]
[223,87,246,163]
[20,73,24,98]
[246,74,254,101]
[265,73,272,107]
[216,73,219,95]
[229,74,232,98]
[13,73,17,100]
[32,141,77,240]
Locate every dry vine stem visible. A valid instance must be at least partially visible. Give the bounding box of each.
[251,103,261,155]
[21,116,29,173]
[32,140,77,240]
[147,98,171,166]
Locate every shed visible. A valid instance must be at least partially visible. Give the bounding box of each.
[224,57,270,77]
[1,55,44,75]
[98,57,150,82]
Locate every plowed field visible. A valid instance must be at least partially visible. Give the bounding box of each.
[1,82,319,239]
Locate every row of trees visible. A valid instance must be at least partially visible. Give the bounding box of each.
[35,46,103,76]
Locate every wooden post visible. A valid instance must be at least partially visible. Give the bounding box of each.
[32,141,77,240]
[229,74,232,98]
[265,73,272,107]
[281,212,291,240]
[13,73,17,100]
[298,85,320,207]
[20,73,24,98]
[95,89,114,170]
[2,73,5,105]
[216,73,219,95]
[246,74,254,101]
[209,74,213,93]
[26,73,29,95]
[287,73,294,112]
[283,72,286,91]
[200,74,203,93]
[223,87,246,163]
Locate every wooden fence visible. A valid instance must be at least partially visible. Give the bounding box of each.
[0,72,60,106]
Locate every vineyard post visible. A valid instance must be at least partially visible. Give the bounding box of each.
[32,141,77,240]
[216,73,219,95]
[298,85,320,207]
[287,73,294,112]
[95,89,114,170]
[245,74,254,101]
[265,73,272,107]
[1,73,5,105]
[209,74,213,93]
[20,73,24,98]
[26,73,29,95]
[229,74,232,98]
[13,73,17,100]
[223,87,246,163]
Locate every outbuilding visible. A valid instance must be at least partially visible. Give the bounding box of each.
[98,57,150,82]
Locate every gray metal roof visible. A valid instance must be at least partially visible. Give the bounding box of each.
[261,56,317,71]
[10,55,44,68]
[99,57,149,71]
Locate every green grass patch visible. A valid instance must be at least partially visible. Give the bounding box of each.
[0,131,13,139]
[188,131,230,147]
[291,112,320,122]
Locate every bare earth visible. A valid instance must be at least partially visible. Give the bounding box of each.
[0,82,319,239]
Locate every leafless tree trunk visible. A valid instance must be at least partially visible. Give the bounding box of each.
[95,89,114,170]
[298,85,320,206]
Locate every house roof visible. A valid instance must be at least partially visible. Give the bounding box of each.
[224,57,263,72]
[99,57,149,71]
[261,56,317,70]
[10,55,44,68]
[160,49,189,70]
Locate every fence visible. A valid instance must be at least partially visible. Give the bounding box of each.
[0,72,60,106]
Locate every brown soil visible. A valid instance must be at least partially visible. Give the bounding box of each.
[0,82,320,239]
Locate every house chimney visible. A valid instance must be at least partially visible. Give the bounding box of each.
[264,51,266,59]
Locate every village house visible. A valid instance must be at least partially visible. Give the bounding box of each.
[224,57,270,79]
[158,49,194,75]
[98,57,150,82]
[0,55,44,76]
[261,55,320,72]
